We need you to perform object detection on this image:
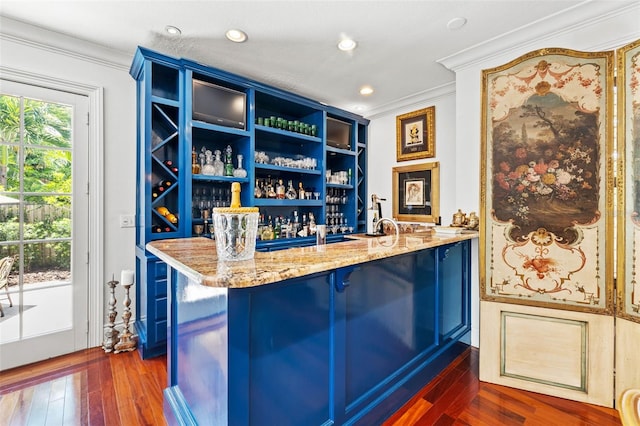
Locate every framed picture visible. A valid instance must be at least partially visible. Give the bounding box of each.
[392,162,440,223]
[396,106,435,161]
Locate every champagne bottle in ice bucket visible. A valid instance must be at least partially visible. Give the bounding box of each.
[212,182,259,261]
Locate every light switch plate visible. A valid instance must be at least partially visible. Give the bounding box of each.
[119,215,135,228]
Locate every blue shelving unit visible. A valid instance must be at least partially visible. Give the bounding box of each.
[130,46,369,358]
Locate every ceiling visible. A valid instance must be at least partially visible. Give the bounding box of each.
[0,0,594,116]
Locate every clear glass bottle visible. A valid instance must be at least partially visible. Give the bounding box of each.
[213,150,224,176]
[286,180,297,200]
[233,154,247,178]
[201,150,216,175]
[298,182,305,200]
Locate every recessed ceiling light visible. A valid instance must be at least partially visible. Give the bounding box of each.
[226,29,248,43]
[446,17,467,31]
[338,38,357,51]
[359,86,374,96]
[165,25,182,36]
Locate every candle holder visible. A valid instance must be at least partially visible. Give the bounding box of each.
[102,277,120,353]
[114,280,137,353]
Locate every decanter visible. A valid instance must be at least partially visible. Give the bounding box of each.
[213,150,224,176]
[201,150,216,175]
[285,180,297,200]
[224,145,234,177]
[233,154,247,178]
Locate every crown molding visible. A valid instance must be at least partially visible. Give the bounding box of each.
[437,1,640,72]
[365,81,456,120]
[0,16,132,72]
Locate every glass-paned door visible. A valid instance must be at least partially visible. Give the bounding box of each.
[0,80,89,370]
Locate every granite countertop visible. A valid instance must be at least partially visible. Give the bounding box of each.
[146,232,478,289]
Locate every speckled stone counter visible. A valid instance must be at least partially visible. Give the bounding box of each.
[157,232,477,425]
[146,232,477,289]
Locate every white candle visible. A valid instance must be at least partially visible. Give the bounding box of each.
[121,269,134,285]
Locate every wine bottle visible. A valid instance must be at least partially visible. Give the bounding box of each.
[153,183,166,196]
[163,160,178,174]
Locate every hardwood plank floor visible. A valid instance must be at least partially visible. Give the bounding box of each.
[0,347,621,425]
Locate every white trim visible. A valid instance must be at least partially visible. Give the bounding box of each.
[437,1,640,72]
[0,67,105,347]
[0,16,131,72]
[365,82,456,120]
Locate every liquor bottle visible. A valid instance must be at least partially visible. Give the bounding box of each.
[286,180,297,200]
[268,216,276,240]
[191,147,200,174]
[274,216,281,239]
[302,214,308,237]
[254,179,264,198]
[292,210,300,238]
[267,180,277,199]
[298,182,305,200]
[260,215,273,241]
[276,179,285,199]
[308,212,316,235]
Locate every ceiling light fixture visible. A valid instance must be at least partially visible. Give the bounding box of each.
[359,86,374,96]
[165,25,182,36]
[226,29,248,43]
[446,17,467,31]
[338,38,357,52]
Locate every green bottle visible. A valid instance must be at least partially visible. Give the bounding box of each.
[224,145,234,176]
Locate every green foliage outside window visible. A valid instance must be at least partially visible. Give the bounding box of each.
[0,94,73,272]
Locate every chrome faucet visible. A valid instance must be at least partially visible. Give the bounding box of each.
[374,217,399,237]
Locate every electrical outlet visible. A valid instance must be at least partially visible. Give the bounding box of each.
[120,215,135,228]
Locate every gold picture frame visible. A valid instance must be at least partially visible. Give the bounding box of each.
[396,106,435,161]
[392,162,440,223]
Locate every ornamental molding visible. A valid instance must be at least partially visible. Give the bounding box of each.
[0,16,131,72]
[437,2,640,73]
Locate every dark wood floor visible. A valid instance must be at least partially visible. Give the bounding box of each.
[0,346,621,425]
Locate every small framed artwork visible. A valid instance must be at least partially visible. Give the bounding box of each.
[396,106,435,161]
[392,162,440,223]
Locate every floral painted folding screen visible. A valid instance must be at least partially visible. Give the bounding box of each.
[618,39,640,323]
[480,48,615,314]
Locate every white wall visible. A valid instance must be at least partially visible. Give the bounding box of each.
[367,84,458,225]
[367,1,640,348]
[441,2,639,348]
[1,17,137,345]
